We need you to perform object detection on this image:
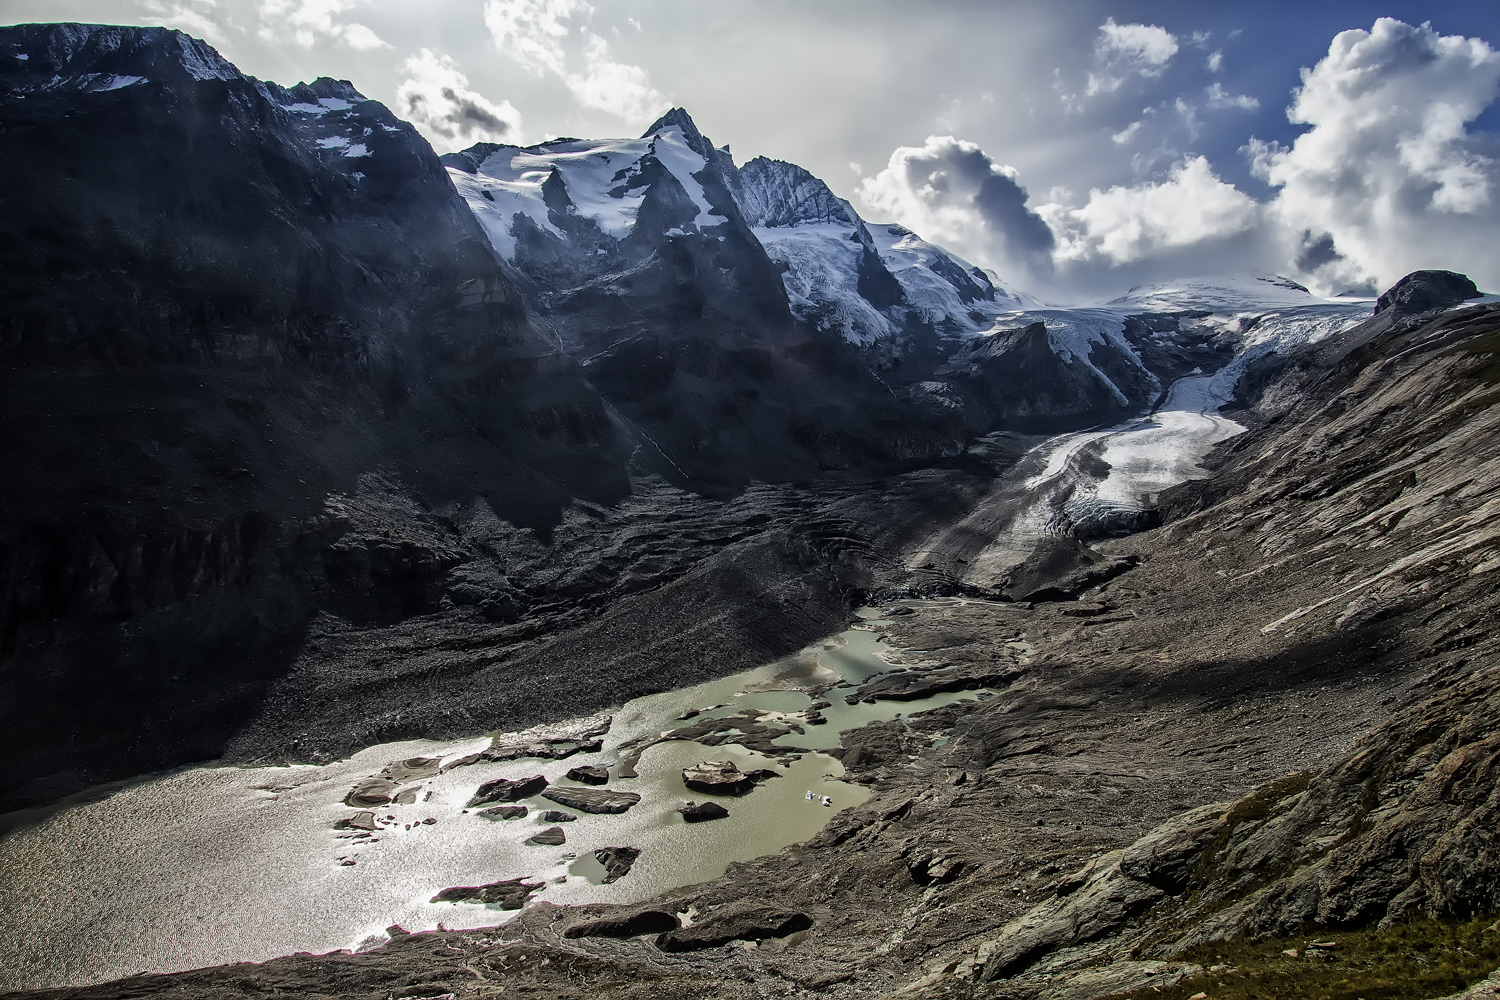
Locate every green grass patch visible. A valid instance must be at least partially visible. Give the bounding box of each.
[1110,915,1500,1000]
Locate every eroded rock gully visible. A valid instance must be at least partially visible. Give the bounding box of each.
[12,310,1500,998]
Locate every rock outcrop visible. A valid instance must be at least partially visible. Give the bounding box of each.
[654,902,813,952]
[539,786,642,814]
[681,760,780,796]
[429,878,543,908]
[466,775,547,808]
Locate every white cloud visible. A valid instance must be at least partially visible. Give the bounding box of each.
[857,135,1056,275]
[258,0,388,49]
[483,0,584,77]
[1086,17,1179,97]
[138,0,226,43]
[397,49,522,150]
[1253,17,1500,289]
[1049,155,1258,265]
[1206,81,1258,111]
[482,0,663,121]
[1111,121,1143,145]
[1207,49,1224,73]
[564,31,664,119]
[1174,96,1200,140]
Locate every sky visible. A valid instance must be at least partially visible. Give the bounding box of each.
[5,0,1500,301]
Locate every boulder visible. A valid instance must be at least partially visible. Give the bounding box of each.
[655,902,813,952]
[430,878,543,908]
[334,811,378,831]
[565,765,610,785]
[540,786,641,814]
[527,826,566,846]
[679,801,730,823]
[466,774,547,808]
[477,805,528,820]
[539,810,577,823]
[595,846,641,884]
[682,760,763,796]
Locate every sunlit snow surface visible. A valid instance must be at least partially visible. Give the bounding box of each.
[988,275,1372,408]
[448,127,725,259]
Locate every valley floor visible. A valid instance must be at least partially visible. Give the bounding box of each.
[5,305,1500,999]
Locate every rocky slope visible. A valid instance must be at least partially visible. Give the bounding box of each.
[19,281,1497,999]
[0,22,635,807]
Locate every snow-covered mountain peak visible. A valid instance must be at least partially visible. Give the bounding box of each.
[442,124,733,259]
[643,107,712,157]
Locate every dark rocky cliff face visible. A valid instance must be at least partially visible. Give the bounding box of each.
[0,23,629,807]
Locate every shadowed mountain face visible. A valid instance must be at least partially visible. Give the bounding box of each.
[0,23,631,807]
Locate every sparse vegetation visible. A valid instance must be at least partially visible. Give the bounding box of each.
[1113,916,1500,1000]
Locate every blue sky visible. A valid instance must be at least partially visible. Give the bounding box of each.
[5,1,1500,299]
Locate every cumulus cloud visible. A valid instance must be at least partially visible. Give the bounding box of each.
[1205,81,1258,111]
[138,0,226,43]
[1252,17,1500,290]
[1086,17,1179,97]
[483,0,664,121]
[856,135,1055,275]
[1046,156,1259,265]
[258,0,387,49]
[564,31,665,119]
[397,49,522,149]
[483,0,582,77]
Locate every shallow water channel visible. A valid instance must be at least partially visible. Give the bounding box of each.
[0,609,990,991]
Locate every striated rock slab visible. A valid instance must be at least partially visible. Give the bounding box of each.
[655,902,813,952]
[466,774,547,808]
[430,878,543,908]
[527,826,566,846]
[477,804,527,820]
[565,765,610,785]
[540,785,641,814]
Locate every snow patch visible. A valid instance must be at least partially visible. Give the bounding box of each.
[99,74,144,91]
[650,127,726,228]
[755,224,893,346]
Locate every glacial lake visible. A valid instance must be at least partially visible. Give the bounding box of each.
[0,608,991,991]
